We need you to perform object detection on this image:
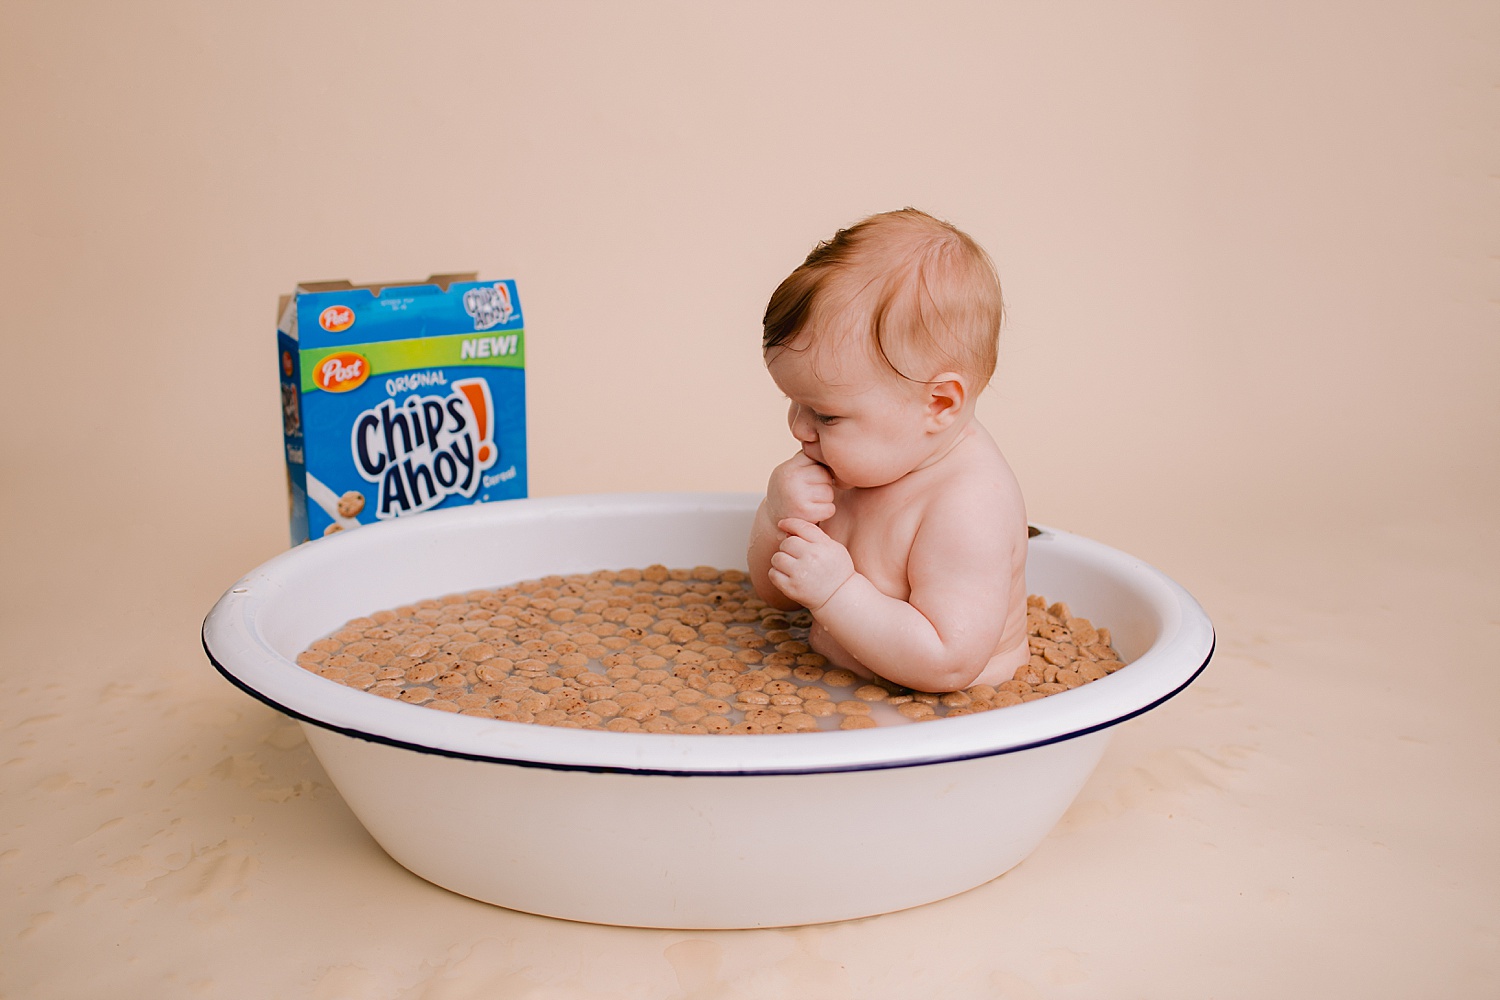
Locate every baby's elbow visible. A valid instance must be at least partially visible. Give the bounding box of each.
[921,653,989,694]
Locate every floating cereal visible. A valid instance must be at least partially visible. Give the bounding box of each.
[300,572,1127,734]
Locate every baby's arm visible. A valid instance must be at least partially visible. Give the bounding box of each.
[771,501,1017,691]
[748,452,837,610]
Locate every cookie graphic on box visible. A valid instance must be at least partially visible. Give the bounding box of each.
[277,274,527,545]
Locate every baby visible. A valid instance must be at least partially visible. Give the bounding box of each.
[747,208,1029,692]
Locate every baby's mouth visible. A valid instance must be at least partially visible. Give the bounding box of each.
[803,449,847,489]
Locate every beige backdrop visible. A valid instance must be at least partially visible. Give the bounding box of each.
[2,2,1496,997]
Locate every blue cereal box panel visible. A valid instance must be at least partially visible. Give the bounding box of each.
[276,273,527,545]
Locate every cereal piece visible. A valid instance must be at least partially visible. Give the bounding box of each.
[1013,663,1043,686]
[399,687,434,704]
[941,691,973,709]
[1078,662,1108,682]
[405,663,441,684]
[853,685,889,703]
[803,699,838,718]
[836,701,872,716]
[839,715,877,730]
[897,702,937,720]
[781,713,819,732]
[621,701,658,722]
[792,665,824,683]
[822,669,858,688]
[1035,682,1066,695]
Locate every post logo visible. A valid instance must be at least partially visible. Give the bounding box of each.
[319,305,355,333]
[315,352,370,393]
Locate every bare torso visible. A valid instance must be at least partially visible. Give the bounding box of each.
[811,423,1030,688]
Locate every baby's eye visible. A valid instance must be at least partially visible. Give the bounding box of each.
[814,413,839,425]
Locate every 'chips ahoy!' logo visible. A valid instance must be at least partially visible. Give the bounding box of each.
[462,283,515,331]
[350,378,499,518]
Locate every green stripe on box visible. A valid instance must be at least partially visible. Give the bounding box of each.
[299,330,526,393]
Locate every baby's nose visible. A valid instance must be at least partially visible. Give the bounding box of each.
[788,404,818,442]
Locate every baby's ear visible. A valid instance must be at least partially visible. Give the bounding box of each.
[926,374,967,429]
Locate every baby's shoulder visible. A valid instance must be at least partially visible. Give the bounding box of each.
[914,428,1025,534]
[937,425,1022,495]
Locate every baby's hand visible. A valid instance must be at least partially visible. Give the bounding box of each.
[765,452,836,526]
[769,518,855,611]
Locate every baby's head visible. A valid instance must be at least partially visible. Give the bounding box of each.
[763,209,1003,487]
[764,208,1003,389]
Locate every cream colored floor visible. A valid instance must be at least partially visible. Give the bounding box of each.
[3,2,1496,997]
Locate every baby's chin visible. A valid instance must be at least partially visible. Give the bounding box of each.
[826,466,909,491]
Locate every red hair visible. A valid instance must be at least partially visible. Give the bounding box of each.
[763,208,1003,384]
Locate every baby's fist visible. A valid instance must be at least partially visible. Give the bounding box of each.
[768,518,854,611]
[766,452,836,525]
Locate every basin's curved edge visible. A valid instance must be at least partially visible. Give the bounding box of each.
[201,626,1214,777]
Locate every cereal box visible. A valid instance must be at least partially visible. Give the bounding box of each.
[277,273,527,544]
